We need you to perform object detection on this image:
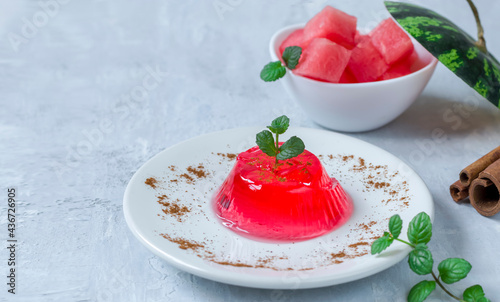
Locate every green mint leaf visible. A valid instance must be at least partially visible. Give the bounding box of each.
[371,233,394,255]
[408,212,432,245]
[260,61,286,82]
[389,215,403,239]
[463,285,488,302]
[256,130,277,157]
[276,136,305,161]
[438,258,472,284]
[281,46,302,70]
[267,115,290,135]
[408,244,434,275]
[477,298,491,302]
[408,280,436,302]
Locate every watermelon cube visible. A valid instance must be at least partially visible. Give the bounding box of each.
[369,18,414,65]
[339,69,358,84]
[279,29,310,56]
[303,6,357,48]
[379,49,418,81]
[354,30,368,45]
[348,37,389,83]
[293,38,351,83]
[406,49,428,72]
[379,62,412,81]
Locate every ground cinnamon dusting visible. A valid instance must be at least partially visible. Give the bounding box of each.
[329,154,411,209]
[149,152,413,271]
[211,260,253,268]
[367,180,390,189]
[357,221,377,232]
[156,195,190,221]
[342,155,354,162]
[156,194,169,206]
[180,173,194,183]
[216,152,237,160]
[329,242,372,263]
[331,251,346,258]
[187,165,208,178]
[160,234,204,251]
[163,203,190,218]
[145,177,157,188]
[348,242,370,249]
[352,157,367,171]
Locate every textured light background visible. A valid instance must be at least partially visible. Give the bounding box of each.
[1,0,500,301]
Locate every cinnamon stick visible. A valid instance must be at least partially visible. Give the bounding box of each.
[469,158,500,216]
[459,146,500,186]
[450,180,469,202]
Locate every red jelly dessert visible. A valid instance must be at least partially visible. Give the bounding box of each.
[213,145,353,241]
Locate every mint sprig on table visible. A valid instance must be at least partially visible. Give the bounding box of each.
[260,46,302,82]
[372,212,490,302]
[256,115,305,167]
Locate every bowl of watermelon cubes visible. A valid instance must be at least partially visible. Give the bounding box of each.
[270,6,438,132]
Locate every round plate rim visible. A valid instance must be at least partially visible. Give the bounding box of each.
[123,126,434,289]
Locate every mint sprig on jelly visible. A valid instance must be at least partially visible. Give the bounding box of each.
[260,46,302,82]
[256,115,305,166]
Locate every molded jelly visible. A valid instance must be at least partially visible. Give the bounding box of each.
[213,146,353,241]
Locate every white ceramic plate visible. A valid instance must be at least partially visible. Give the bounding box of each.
[123,127,434,289]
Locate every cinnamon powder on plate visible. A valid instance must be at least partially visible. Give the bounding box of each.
[145,153,413,271]
[156,195,190,222]
[160,234,204,251]
[145,177,157,188]
[187,165,208,178]
[216,153,238,160]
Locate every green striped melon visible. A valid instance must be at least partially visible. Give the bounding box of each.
[385,1,500,108]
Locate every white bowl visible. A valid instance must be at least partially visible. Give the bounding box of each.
[270,24,438,132]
